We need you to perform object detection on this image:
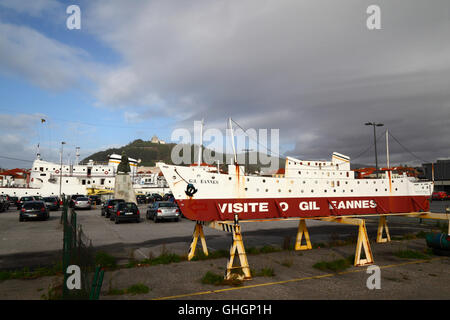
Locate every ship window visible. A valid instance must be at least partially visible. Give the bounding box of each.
[245,187,248,191]
[278,189,281,192]
[46,168,48,171]
[375,189,378,192]
[301,190,304,193]
[263,179,266,183]
[350,189,353,192]
[308,162,310,165]
[66,180,68,183]
[101,179,105,185]
[82,180,86,185]
[343,190,345,193]
[289,189,292,193]
[265,189,268,192]
[247,178,250,182]
[172,176,176,180]
[385,189,387,191]
[298,171,301,175]
[256,188,260,192]
[212,176,215,179]
[324,190,327,193]
[346,172,349,177]
[108,180,111,183]
[357,181,360,184]
[373,181,376,184]
[333,189,336,192]
[395,188,398,191]
[229,177,232,180]
[311,189,314,193]
[303,181,306,184]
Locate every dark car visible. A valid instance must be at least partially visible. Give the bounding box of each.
[43,197,60,211]
[9,196,19,207]
[69,194,85,208]
[101,199,125,218]
[0,195,8,212]
[109,202,140,224]
[19,201,49,221]
[146,201,180,222]
[163,193,175,202]
[152,193,163,202]
[88,195,102,205]
[17,196,37,210]
[136,195,147,204]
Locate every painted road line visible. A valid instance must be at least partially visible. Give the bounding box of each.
[152,257,446,300]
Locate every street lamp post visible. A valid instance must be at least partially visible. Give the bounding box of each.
[365,122,384,178]
[59,141,66,200]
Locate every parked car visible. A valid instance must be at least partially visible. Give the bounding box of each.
[136,194,147,204]
[69,194,85,208]
[88,195,102,205]
[19,201,49,221]
[43,196,60,211]
[17,196,37,210]
[432,191,447,201]
[9,196,19,207]
[146,201,180,222]
[109,202,140,224]
[73,197,91,210]
[101,199,125,218]
[0,195,9,212]
[163,193,175,202]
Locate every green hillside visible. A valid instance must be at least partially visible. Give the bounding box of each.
[82,139,285,172]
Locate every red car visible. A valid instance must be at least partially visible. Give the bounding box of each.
[432,191,447,201]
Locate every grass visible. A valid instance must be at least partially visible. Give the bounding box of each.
[0,263,62,282]
[393,249,430,260]
[95,251,117,269]
[200,271,244,287]
[252,267,275,277]
[313,256,354,273]
[106,283,150,296]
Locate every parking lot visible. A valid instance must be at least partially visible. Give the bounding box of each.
[0,200,449,300]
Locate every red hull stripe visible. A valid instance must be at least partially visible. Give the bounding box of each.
[176,196,430,221]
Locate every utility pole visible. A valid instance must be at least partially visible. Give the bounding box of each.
[365,122,384,178]
[59,141,66,199]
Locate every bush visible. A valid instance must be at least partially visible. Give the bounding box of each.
[95,252,117,269]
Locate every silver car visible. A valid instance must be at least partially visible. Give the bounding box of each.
[146,201,180,222]
[74,197,91,210]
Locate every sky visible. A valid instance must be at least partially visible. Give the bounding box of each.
[0,0,449,169]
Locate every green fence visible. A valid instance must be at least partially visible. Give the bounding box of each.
[61,197,104,300]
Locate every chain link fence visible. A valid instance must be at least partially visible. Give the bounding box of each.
[61,197,104,299]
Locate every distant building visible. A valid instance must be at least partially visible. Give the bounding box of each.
[150,135,165,144]
[423,159,450,192]
[0,168,29,187]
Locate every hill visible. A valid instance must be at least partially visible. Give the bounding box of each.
[82,139,285,172]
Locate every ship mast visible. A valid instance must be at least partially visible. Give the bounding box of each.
[197,119,203,167]
[228,118,237,165]
[386,129,390,169]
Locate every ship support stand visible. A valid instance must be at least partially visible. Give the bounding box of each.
[187,212,450,281]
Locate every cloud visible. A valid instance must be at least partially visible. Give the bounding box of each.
[82,0,450,164]
[0,0,62,17]
[0,21,100,91]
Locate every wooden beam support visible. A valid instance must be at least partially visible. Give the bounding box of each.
[295,219,312,250]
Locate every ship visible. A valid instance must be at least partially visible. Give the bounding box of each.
[0,152,169,198]
[158,120,434,221]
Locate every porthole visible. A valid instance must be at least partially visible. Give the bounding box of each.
[395,188,398,191]
[265,189,268,192]
[324,190,327,193]
[333,189,336,192]
[289,189,292,193]
[343,190,345,193]
[278,189,281,192]
[245,187,248,191]
[229,177,232,180]
[303,181,306,184]
[311,189,314,193]
[172,176,176,180]
[263,179,266,183]
[301,190,304,193]
[373,181,376,184]
[256,188,260,192]
[350,189,353,192]
[385,189,387,191]
[212,176,215,179]
[375,189,378,192]
[298,171,301,175]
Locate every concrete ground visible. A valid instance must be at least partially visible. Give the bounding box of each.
[0,200,449,300]
[0,238,448,300]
